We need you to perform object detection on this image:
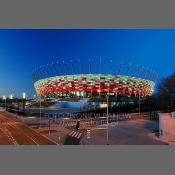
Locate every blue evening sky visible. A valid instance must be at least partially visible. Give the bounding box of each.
[0,29,175,98]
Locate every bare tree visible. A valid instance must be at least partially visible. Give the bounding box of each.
[156,73,175,111]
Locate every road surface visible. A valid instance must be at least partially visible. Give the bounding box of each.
[0,112,56,145]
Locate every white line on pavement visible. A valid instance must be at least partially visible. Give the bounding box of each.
[77,133,82,139]
[74,132,79,138]
[72,132,77,137]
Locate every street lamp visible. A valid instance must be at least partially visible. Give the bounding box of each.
[9,94,13,100]
[9,94,13,111]
[22,92,26,99]
[39,95,42,128]
[2,96,6,110]
[106,87,109,145]
[22,92,26,122]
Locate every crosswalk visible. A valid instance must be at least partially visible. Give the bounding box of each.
[68,131,82,139]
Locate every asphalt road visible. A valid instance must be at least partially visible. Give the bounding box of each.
[0,112,56,145]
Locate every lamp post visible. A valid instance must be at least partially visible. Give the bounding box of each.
[2,96,6,110]
[22,92,26,111]
[39,95,42,128]
[22,92,26,122]
[9,94,13,111]
[106,88,109,145]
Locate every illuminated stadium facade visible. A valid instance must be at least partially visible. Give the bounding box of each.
[32,59,157,99]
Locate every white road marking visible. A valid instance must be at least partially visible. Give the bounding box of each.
[74,132,79,138]
[72,132,77,137]
[69,131,74,136]
[77,133,82,139]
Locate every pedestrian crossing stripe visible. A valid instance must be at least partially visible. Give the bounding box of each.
[77,133,82,139]
[69,131,74,136]
[72,132,77,137]
[68,131,82,139]
[74,132,79,138]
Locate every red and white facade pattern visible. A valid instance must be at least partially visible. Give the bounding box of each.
[34,74,155,98]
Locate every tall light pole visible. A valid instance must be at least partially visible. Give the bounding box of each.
[9,94,13,111]
[106,87,109,145]
[22,92,26,122]
[2,96,6,110]
[22,92,26,107]
[39,95,42,128]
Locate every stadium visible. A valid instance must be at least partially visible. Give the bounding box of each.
[32,59,157,100]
